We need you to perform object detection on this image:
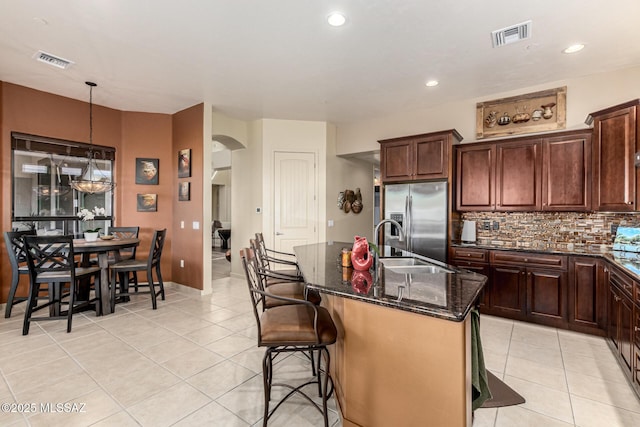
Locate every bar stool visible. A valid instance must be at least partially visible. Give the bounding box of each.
[240,248,336,426]
[254,232,303,280]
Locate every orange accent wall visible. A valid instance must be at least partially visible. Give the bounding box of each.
[0,81,205,304]
[120,111,174,283]
[171,104,204,289]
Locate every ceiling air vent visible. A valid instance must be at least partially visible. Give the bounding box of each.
[33,50,74,69]
[491,20,532,48]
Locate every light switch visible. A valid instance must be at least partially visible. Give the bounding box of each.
[180,221,184,229]
[192,221,199,230]
[328,219,334,227]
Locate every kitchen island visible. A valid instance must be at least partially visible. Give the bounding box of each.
[294,242,487,427]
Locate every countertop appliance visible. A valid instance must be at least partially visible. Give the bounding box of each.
[382,181,448,262]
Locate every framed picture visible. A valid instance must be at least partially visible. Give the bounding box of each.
[137,193,157,212]
[178,181,190,201]
[135,158,159,185]
[476,86,566,139]
[178,148,191,178]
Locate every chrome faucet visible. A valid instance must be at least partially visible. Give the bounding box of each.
[373,218,406,269]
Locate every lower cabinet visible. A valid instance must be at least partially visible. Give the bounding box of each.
[568,257,607,335]
[608,268,635,372]
[607,266,640,398]
[449,247,490,308]
[485,251,567,328]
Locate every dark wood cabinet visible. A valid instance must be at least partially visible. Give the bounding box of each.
[526,267,567,327]
[634,309,640,390]
[542,131,592,211]
[587,100,640,211]
[567,257,606,334]
[495,140,542,211]
[608,267,635,373]
[379,130,462,183]
[455,144,495,211]
[490,265,526,318]
[483,250,567,327]
[449,247,490,307]
[455,129,592,212]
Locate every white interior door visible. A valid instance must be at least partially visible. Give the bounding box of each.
[273,151,317,259]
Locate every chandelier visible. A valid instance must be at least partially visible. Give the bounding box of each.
[70,82,115,194]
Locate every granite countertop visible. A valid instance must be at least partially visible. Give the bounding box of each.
[451,241,640,282]
[293,242,487,322]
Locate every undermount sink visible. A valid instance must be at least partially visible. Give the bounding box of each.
[379,257,453,274]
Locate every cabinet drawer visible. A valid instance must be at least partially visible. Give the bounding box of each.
[610,267,635,298]
[490,251,567,270]
[451,247,488,263]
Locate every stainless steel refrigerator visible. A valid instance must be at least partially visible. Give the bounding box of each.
[382,181,448,262]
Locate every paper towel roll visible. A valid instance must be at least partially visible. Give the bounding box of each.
[461,220,476,243]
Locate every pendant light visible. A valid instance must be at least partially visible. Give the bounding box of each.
[70,81,115,194]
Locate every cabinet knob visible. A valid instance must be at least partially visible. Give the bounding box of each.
[627,201,633,205]
[467,254,472,257]
[635,326,640,332]
[615,295,621,302]
[524,258,528,262]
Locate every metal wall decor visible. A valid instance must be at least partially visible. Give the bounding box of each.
[337,188,363,214]
[476,86,566,139]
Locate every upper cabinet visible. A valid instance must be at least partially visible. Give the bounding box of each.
[379,130,462,182]
[456,130,592,212]
[542,131,592,211]
[587,100,640,212]
[496,140,542,211]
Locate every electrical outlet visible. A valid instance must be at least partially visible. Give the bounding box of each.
[180,259,184,268]
[493,221,500,231]
[611,224,619,235]
[483,221,491,230]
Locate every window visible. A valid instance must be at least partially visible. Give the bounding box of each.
[11,132,115,235]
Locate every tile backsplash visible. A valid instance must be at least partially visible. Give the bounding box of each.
[460,212,640,250]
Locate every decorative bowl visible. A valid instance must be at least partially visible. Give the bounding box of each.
[100,234,115,240]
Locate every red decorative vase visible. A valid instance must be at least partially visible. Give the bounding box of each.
[351,270,373,294]
[351,236,373,271]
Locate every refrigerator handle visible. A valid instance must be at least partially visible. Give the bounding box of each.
[404,195,410,253]
[408,195,413,252]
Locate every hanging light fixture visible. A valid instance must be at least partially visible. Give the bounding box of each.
[70,81,115,194]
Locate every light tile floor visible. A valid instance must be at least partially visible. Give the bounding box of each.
[1,277,639,426]
[474,315,640,427]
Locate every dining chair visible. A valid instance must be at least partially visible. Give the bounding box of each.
[108,226,140,290]
[22,235,102,335]
[4,230,36,318]
[240,248,337,427]
[109,229,166,311]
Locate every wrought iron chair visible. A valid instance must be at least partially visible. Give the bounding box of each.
[248,240,320,309]
[4,230,36,318]
[22,235,102,335]
[252,233,303,282]
[240,248,336,427]
[109,229,166,311]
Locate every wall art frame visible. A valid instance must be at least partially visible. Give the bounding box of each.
[178,148,191,178]
[137,193,157,212]
[135,158,159,185]
[178,181,190,201]
[476,86,566,139]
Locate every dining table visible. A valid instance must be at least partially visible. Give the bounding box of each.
[73,237,140,315]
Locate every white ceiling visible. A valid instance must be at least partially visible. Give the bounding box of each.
[1,1,640,124]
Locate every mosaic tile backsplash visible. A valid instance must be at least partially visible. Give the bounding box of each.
[460,212,640,251]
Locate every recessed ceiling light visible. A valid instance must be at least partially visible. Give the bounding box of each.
[425,80,439,87]
[327,12,346,27]
[563,44,585,54]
